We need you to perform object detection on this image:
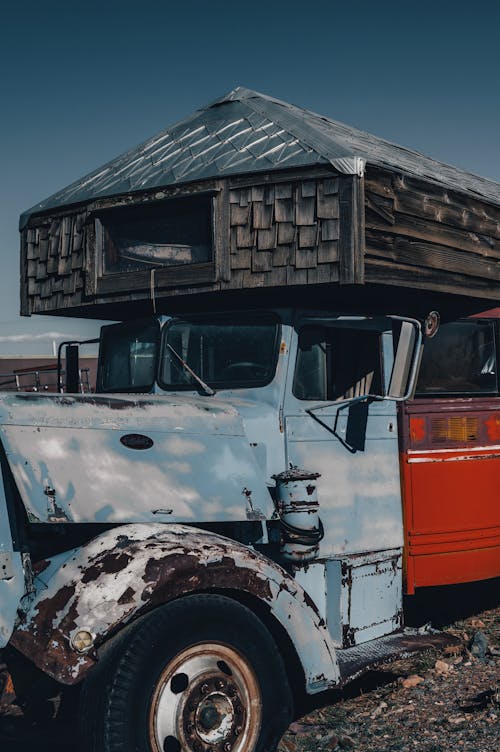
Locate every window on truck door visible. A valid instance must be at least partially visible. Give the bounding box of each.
[293,326,383,401]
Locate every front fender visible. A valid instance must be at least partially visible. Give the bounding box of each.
[10,524,340,692]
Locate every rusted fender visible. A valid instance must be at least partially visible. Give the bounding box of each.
[10,524,340,693]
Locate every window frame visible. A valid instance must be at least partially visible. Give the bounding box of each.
[415,318,499,397]
[91,191,220,297]
[292,322,386,403]
[96,318,161,393]
[158,312,282,392]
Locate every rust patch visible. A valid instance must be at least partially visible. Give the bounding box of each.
[142,550,273,606]
[81,552,132,583]
[26,583,76,637]
[32,559,50,575]
[118,586,136,605]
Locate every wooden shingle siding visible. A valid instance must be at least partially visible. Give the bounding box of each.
[21,211,86,315]
[227,176,342,290]
[364,166,500,297]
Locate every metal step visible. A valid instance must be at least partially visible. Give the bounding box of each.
[337,630,460,685]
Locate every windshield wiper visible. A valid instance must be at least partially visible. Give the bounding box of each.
[166,344,215,396]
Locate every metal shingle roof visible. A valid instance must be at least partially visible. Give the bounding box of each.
[20,87,500,228]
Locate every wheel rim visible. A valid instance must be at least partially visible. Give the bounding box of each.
[149,642,262,752]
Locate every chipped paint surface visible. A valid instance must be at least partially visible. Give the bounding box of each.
[10,524,340,691]
[0,456,26,647]
[0,393,274,524]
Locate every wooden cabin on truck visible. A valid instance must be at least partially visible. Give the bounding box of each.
[0,88,499,752]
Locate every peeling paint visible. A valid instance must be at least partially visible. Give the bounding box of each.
[10,524,340,691]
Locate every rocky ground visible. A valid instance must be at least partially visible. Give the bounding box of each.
[1,582,498,751]
[279,584,499,752]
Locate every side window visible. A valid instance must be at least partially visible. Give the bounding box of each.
[416,320,498,395]
[293,326,383,401]
[98,319,159,392]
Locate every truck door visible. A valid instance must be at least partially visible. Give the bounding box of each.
[282,318,407,559]
[0,450,25,647]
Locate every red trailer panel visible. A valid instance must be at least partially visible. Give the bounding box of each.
[400,398,500,593]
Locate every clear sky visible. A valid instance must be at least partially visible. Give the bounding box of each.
[1,0,499,354]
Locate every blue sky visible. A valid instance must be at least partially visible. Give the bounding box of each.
[1,0,499,354]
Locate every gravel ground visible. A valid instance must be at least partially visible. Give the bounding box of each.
[1,583,498,752]
[278,599,499,752]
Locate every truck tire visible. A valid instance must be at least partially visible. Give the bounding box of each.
[80,594,293,752]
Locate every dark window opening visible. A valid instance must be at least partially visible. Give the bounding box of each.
[159,314,280,391]
[97,319,159,393]
[293,326,383,401]
[416,320,498,396]
[98,195,213,275]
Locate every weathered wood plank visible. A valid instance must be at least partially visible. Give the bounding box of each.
[301,181,317,198]
[366,211,499,258]
[275,198,294,223]
[275,183,292,199]
[321,219,340,242]
[286,267,308,285]
[295,248,317,269]
[252,201,273,229]
[267,266,287,286]
[251,186,265,202]
[365,256,500,299]
[230,249,251,270]
[230,203,250,226]
[317,184,339,219]
[318,240,338,263]
[295,186,316,225]
[365,233,500,281]
[215,181,231,283]
[242,270,266,288]
[264,185,275,205]
[364,168,395,199]
[365,192,395,225]
[392,172,500,220]
[272,245,292,266]
[252,250,273,272]
[339,175,365,284]
[277,222,295,245]
[393,189,500,240]
[307,265,339,284]
[239,189,251,207]
[257,227,277,250]
[298,225,318,248]
[236,225,255,248]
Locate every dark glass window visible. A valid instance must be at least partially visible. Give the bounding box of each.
[97,319,159,392]
[293,326,383,401]
[99,196,213,275]
[416,320,498,395]
[159,314,280,390]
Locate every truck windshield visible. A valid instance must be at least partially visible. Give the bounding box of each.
[159,313,280,391]
[97,319,160,392]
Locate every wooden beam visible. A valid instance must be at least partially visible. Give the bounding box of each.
[339,175,365,284]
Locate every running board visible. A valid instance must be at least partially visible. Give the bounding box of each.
[337,630,460,685]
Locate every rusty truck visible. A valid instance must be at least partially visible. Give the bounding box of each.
[2,88,500,752]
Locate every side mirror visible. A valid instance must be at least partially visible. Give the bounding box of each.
[388,320,422,400]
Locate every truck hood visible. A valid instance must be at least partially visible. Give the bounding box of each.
[0,392,275,524]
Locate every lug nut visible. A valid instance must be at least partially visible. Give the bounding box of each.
[201,683,210,695]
